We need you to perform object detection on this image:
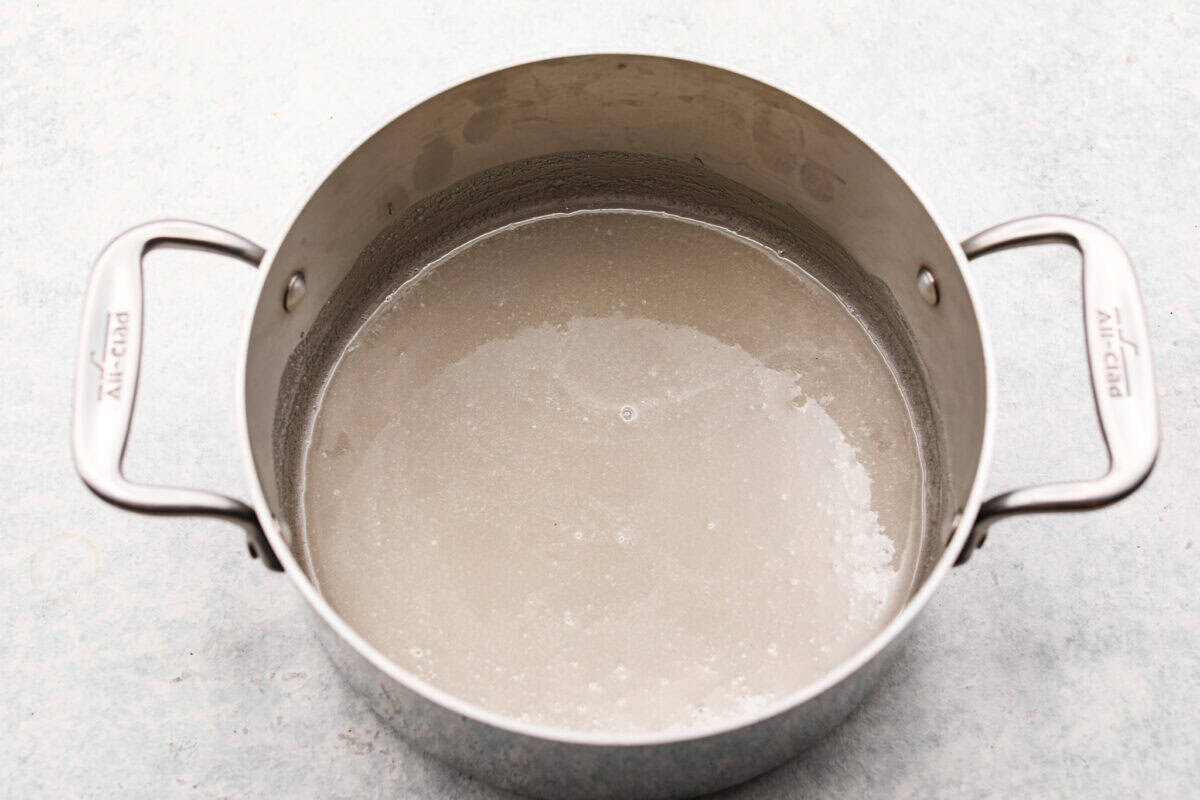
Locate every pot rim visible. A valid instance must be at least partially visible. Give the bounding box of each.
[235,51,996,748]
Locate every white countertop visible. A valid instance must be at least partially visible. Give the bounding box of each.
[3,1,1198,796]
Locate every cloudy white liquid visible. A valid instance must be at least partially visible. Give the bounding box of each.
[300,210,923,733]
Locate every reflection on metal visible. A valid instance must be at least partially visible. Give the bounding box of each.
[917,266,939,305]
[284,271,306,312]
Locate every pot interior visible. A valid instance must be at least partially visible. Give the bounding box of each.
[241,54,986,727]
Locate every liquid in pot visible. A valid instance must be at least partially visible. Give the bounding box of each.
[300,210,924,733]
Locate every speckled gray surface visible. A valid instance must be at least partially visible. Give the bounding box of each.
[3,1,1198,797]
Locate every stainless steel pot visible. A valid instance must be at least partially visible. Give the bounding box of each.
[71,55,1159,799]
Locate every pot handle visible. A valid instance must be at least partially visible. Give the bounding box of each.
[71,219,282,571]
[956,215,1159,565]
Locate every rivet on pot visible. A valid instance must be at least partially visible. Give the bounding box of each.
[284,271,307,311]
[917,266,939,306]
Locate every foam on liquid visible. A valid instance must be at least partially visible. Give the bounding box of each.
[300,210,923,734]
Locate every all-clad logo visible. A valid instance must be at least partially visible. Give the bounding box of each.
[1096,307,1137,398]
[90,311,130,402]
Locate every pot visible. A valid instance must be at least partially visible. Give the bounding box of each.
[71,55,1159,799]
